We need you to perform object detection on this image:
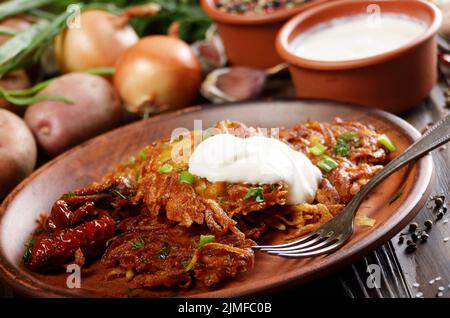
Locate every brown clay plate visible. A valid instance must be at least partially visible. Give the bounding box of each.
[0,100,433,297]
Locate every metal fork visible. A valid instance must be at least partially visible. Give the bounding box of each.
[253,115,450,258]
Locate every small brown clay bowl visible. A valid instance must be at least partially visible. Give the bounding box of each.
[276,0,442,113]
[201,0,330,69]
[0,100,433,297]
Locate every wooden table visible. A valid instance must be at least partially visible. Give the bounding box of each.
[0,81,449,299]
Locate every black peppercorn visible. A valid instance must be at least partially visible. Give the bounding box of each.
[420,233,429,242]
[424,219,433,230]
[409,222,419,231]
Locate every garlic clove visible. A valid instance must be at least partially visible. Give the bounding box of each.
[201,66,267,103]
[191,35,227,74]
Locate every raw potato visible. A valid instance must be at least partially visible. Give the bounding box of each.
[0,70,31,115]
[24,73,121,157]
[0,109,37,200]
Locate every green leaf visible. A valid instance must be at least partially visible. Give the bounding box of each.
[22,237,37,264]
[0,91,73,106]
[0,0,55,21]
[0,21,47,66]
[244,187,265,203]
[0,26,17,37]
[0,9,73,77]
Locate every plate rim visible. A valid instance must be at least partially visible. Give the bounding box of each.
[0,99,434,297]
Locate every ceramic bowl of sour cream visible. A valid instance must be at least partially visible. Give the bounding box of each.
[276,0,442,113]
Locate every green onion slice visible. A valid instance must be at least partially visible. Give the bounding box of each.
[158,164,173,173]
[378,134,396,152]
[198,234,215,248]
[310,144,327,156]
[179,170,195,184]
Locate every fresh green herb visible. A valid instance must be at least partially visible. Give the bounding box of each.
[84,67,115,76]
[389,187,404,205]
[129,0,212,43]
[132,237,145,250]
[62,192,76,198]
[317,156,339,173]
[179,170,194,184]
[378,134,397,152]
[0,9,74,77]
[0,0,55,21]
[158,164,174,173]
[333,132,360,157]
[138,149,146,160]
[198,234,215,248]
[244,187,265,203]
[0,90,73,106]
[0,26,17,37]
[22,237,37,263]
[309,144,327,156]
[155,242,171,259]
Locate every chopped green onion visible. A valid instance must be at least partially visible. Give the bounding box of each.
[318,156,339,173]
[202,130,213,140]
[310,144,327,156]
[132,237,145,250]
[183,256,196,272]
[244,187,265,203]
[378,134,396,152]
[198,234,215,248]
[138,149,146,160]
[158,164,173,173]
[333,132,360,157]
[155,243,170,259]
[179,170,194,184]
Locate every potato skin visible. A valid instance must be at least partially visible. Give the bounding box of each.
[24,73,121,157]
[0,109,37,200]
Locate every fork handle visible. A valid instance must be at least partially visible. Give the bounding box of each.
[347,115,450,214]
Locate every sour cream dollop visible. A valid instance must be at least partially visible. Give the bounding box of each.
[188,134,322,205]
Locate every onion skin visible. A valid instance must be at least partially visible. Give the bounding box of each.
[55,10,139,73]
[114,36,202,114]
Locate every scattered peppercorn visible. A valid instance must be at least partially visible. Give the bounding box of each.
[216,0,308,14]
[420,233,429,242]
[398,236,404,244]
[437,211,444,220]
[409,222,419,232]
[406,243,417,253]
[424,219,433,230]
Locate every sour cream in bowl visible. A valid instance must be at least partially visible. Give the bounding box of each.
[276,0,442,113]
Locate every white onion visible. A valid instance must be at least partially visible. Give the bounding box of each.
[114,35,202,114]
[54,10,139,73]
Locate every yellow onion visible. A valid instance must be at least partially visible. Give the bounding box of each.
[114,35,202,115]
[54,10,139,73]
